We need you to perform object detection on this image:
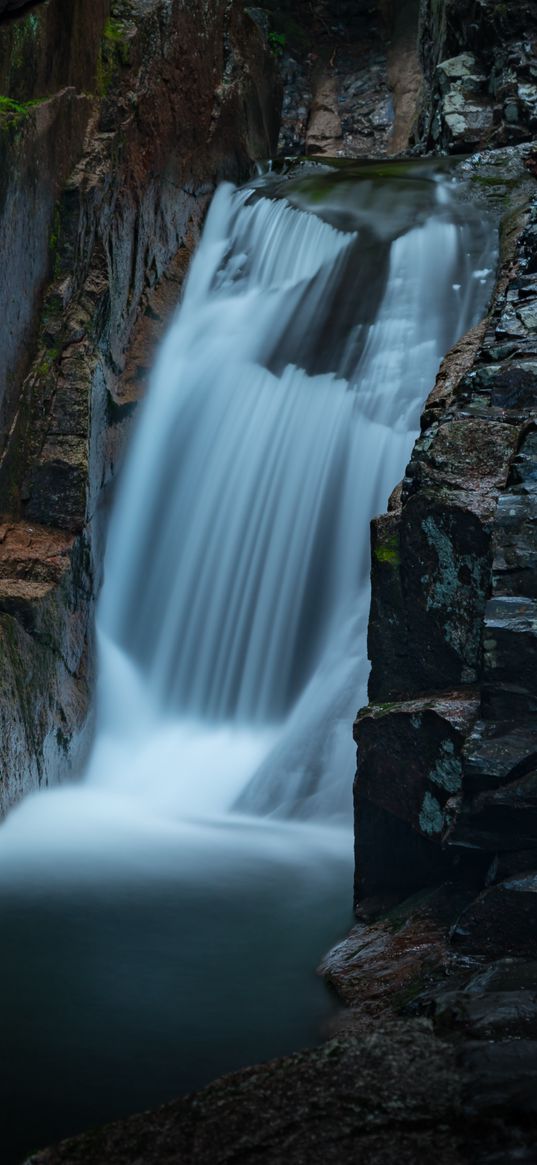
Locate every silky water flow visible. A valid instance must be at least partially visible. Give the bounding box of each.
[0,162,496,1161]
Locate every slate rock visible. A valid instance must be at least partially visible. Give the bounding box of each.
[463,719,537,794]
[451,875,537,959]
[484,596,537,697]
[355,691,478,843]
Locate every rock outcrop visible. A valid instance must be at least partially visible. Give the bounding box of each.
[0,0,279,814]
[259,0,423,158]
[418,0,537,153]
[348,140,537,1165]
[356,144,537,901]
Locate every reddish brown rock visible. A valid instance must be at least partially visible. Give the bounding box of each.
[320,885,473,1016]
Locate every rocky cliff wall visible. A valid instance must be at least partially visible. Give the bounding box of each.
[355,0,537,923]
[418,0,537,153]
[356,144,537,899]
[0,0,279,815]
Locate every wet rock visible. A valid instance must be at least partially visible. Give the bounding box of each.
[491,491,535,596]
[483,596,537,697]
[437,54,486,95]
[321,884,473,1014]
[0,524,92,817]
[442,106,494,152]
[434,55,494,152]
[465,957,537,994]
[462,719,537,793]
[405,419,518,498]
[451,875,537,959]
[355,691,478,856]
[25,1020,463,1165]
[369,492,493,699]
[434,989,537,1041]
[275,0,403,159]
[486,849,537,884]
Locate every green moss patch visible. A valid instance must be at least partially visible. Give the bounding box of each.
[374,535,400,566]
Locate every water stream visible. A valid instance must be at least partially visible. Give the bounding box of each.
[0,161,496,1162]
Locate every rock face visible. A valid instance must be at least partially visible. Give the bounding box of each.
[260,0,422,158]
[419,0,537,152]
[349,141,537,1164]
[356,146,537,900]
[0,0,279,813]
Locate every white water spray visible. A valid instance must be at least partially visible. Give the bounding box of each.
[1,169,496,842]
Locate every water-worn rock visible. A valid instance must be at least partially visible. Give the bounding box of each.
[321,884,473,1014]
[25,1020,464,1165]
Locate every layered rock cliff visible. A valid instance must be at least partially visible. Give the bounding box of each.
[0,0,279,814]
[355,0,537,973]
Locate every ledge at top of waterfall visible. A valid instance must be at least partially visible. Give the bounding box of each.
[91,161,495,820]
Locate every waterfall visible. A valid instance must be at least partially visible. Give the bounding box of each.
[0,162,497,1160]
[86,167,494,822]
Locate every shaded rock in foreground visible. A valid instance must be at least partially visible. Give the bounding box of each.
[25,1020,463,1165]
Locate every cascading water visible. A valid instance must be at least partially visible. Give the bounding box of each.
[0,161,496,1162]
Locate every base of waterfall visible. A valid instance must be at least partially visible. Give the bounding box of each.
[0,792,352,1163]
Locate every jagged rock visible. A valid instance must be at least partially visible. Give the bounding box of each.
[465,958,537,994]
[451,768,537,851]
[355,693,479,894]
[321,884,473,1014]
[483,596,537,698]
[451,875,537,959]
[436,53,486,96]
[434,989,537,1041]
[306,75,342,154]
[405,419,518,497]
[369,492,493,699]
[462,719,537,793]
[419,0,537,152]
[356,692,477,829]
[486,849,537,884]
